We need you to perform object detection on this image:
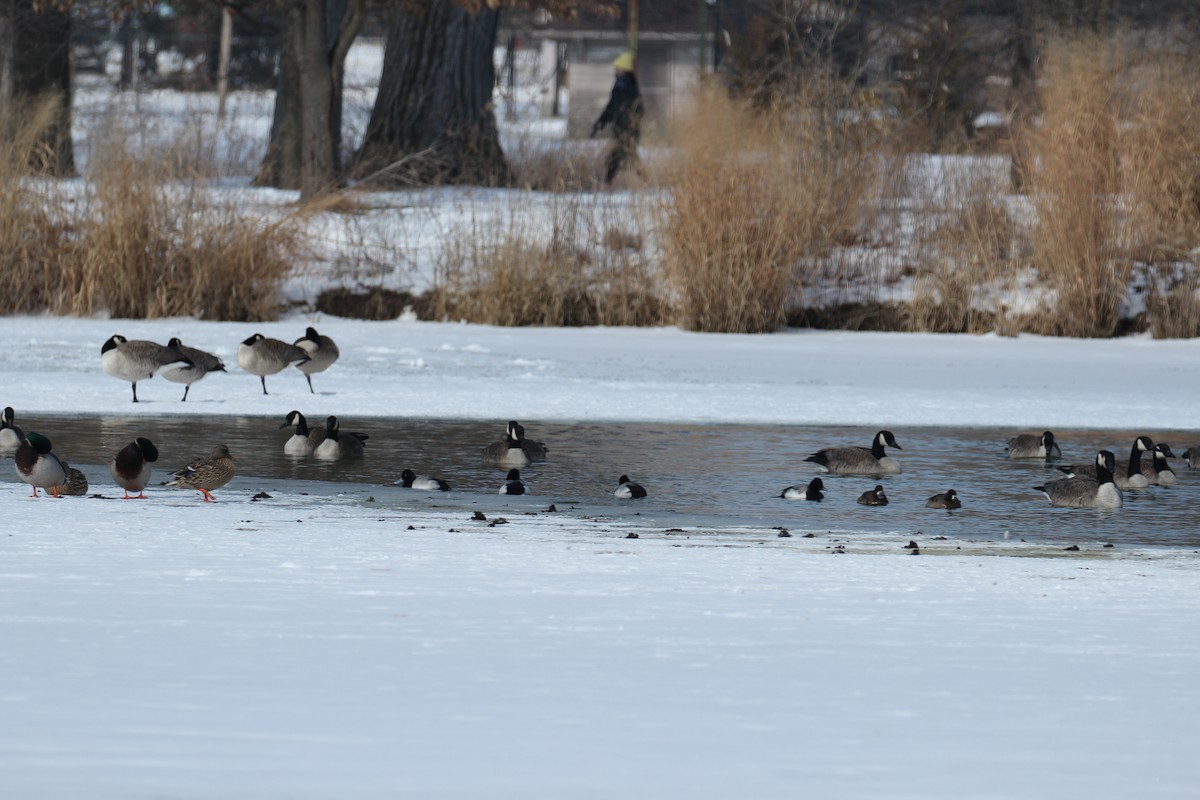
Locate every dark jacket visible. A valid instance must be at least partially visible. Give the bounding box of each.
[592,72,644,140]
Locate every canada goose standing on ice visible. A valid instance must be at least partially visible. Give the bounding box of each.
[499,468,527,495]
[1057,436,1153,489]
[806,430,902,475]
[101,335,191,403]
[482,420,548,467]
[293,327,340,393]
[313,416,367,460]
[160,338,226,401]
[110,437,159,499]
[0,406,24,456]
[781,477,824,501]
[395,469,451,491]
[857,485,889,506]
[237,333,310,395]
[14,432,67,498]
[614,475,647,499]
[925,489,961,509]
[279,410,326,456]
[1035,450,1122,508]
[166,444,236,502]
[1006,431,1062,460]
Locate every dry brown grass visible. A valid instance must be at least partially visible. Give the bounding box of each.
[656,80,882,333]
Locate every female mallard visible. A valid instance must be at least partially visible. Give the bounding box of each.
[614,474,647,499]
[14,432,67,498]
[237,333,310,395]
[111,437,159,499]
[781,477,824,501]
[1035,450,1122,509]
[806,430,902,475]
[167,444,236,502]
[293,327,340,393]
[160,338,226,401]
[0,406,23,456]
[59,462,89,496]
[482,420,548,467]
[395,469,451,491]
[101,334,191,403]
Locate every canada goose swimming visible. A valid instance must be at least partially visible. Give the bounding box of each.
[395,469,451,491]
[781,477,824,501]
[166,444,236,502]
[482,420,548,467]
[499,468,526,495]
[1142,443,1177,486]
[857,484,889,506]
[1057,436,1153,489]
[1035,450,1122,508]
[279,410,326,456]
[614,475,647,499]
[294,327,340,393]
[110,437,159,499]
[1006,430,1062,460]
[806,430,902,475]
[1182,446,1200,469]
[237,333,310,395]
[101,334,191,403]
[14,432,67,497]
[0,406,23,455]
[925,489,961,509]
[313,416,368,460]
[59,462,89,496]
[160,338,226,401]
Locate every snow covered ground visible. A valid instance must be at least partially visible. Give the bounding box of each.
[3,314,1200,799]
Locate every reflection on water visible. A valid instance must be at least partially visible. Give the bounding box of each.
[5,415,1200,548]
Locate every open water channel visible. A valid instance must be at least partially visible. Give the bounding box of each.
[4,416,1199,549]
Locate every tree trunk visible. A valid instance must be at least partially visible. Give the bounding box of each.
[0,0,75,176]
[354,2,510,187]
[258,0,363,199]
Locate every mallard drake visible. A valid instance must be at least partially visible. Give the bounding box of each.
[0,406,23,456]
[1036,450,1122,508]
[856,485,889,506]
[614,474,647,499]
[395,469,451,491]
[499,468,526,495]
[237,333,310,395]
[14,432,67,498]
[925,488,961,509]
[111,437,159,499]
[166,444,236,502]
[807,430,902,475]
[781,477,824,501]
[101,334,191,403]
[279,410,326,456]
[1006,431,1062,460]
[293,327,340,393]
[313,416,367,460]
[482,420,548,467]
[160,338,226,401]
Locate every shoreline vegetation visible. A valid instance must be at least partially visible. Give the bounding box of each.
[4,35,1200,338]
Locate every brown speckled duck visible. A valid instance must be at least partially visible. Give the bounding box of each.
[166,444,236,502]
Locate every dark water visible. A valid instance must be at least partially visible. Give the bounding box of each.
[5,416,1200,548]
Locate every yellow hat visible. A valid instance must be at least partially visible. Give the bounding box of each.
[613,51,635,72]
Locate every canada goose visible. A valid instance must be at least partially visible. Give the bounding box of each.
[1142,443,1177,486]
[395,469,451,491]
[926,489,961,509]
[279,410,326,456]
[293,327,340,393]
[1057,436,1153,489]
[499,468,526,495]
[160,338,226,401]
[110,437,159,499]
[1182,446,1200,469]
[0,406,23,455]
[1035,450,1122,508]
[313,416,367,460]
[781,477,824,501]
[806,430,902,475]
[857,485,889,506]
[482,420,548,467]
[14,432,67,498]
[1006,431,1062,460]
[59,462,89,496]
[237,333,310,395]
[166,444,236,502]
[614,475,647,499]
[101,334,191,403]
